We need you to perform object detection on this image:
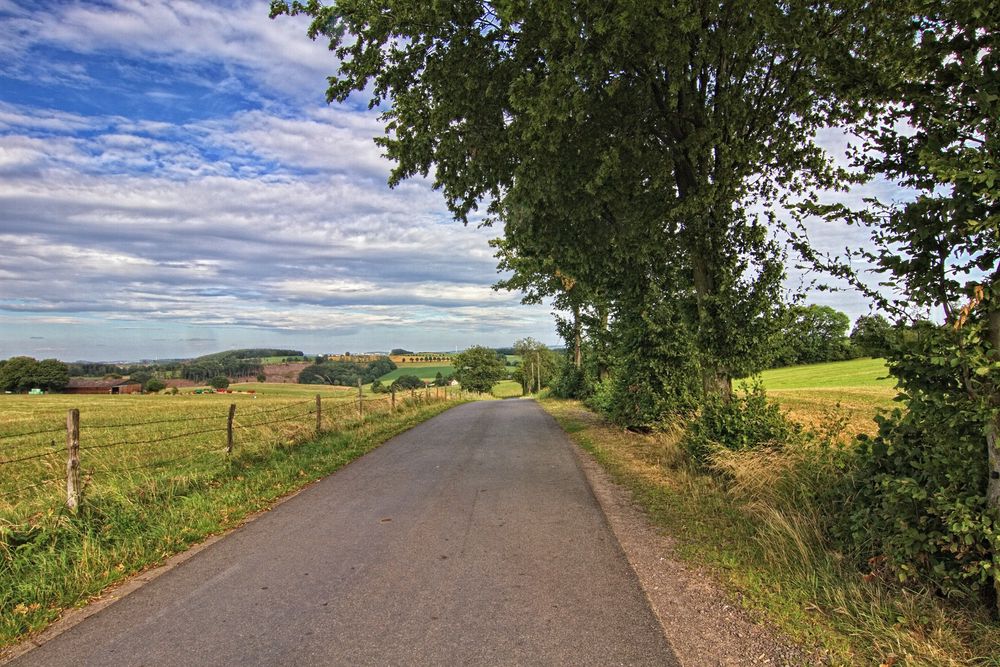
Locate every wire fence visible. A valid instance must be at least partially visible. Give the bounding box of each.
[0,385,461,520]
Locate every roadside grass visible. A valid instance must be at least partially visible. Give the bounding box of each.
[491,380,523,399]
[540,398,1000,665]
[0,395,465,648]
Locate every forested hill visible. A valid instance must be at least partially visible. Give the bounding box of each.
[180,349,304,382]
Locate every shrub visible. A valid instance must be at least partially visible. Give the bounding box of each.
[144,379,166,393]
[551,363,589,399]
[209,376,230,390]
[390,375,423,391]
[256,373,266,383]
[681,381,796,464]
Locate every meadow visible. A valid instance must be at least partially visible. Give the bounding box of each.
[377,362,456,383]
[753,358,898,437]
[0,385,463,647]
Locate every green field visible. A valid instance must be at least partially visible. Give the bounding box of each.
[491,380,524,398]
[749,358,898,437]
[755,357,894,390]
[378,362,455,382]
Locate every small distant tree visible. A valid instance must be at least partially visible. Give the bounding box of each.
[370,379,386,393]
[390,374,424,391]
[850,314,893,359]
[144,378,166,393]
[453,346,507,394]
[209,376,230,390]
[256,373,267,382]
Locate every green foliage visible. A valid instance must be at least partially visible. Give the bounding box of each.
[770,305,854,367]
[390,348,413,355]
[144,379,166,393]
[0,357,68,392]
[453,346,507,394]
[298,357,396,386]
[590,304,702,429]
[851,314,893,358]
[681,381,796,464]
[389,375,423,391]
[551,362,589,399]
[256,373,267,383]
[209,376,230,390]
[840,321,1000,597]
[370,379,386,393]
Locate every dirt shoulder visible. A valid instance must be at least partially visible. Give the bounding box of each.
[546,401,814,666]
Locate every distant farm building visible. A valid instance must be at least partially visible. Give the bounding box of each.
[64,378,143,395]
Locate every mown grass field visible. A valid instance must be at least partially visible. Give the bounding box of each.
[0,387,463,648]
[751,358,899,438]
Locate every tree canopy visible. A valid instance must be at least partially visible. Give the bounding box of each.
[452,346,507,393]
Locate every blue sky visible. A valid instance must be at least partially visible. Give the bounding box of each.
[0,0,881,362]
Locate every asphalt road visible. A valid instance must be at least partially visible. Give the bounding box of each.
[13,400,677,666]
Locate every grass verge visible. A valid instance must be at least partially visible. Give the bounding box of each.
[539,397,1000,666]
[0,398,464,649]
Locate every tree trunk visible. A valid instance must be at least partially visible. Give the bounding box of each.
[692,252,732,402]
[987,303,1000,609]
[572,304,582,369]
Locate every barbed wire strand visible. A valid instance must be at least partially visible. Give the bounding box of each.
[234,408,315,430]
[88,447,226,474]
[0,476,63,500]
[80,424,228,452]
[0,449,60,466]
[83,412,227,430]
[0,425,65,441]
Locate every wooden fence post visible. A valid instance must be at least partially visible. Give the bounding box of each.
[66,409,80,512]
[316,394,322,434]
[226,403,236,454]
[424,382,429,403]
[358,378,364,419]
[391,389,396,413]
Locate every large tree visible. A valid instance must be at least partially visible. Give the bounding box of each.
[453,346,507,393]
[272,0,865,406]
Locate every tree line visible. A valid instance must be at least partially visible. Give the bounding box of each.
[276,1,999,606]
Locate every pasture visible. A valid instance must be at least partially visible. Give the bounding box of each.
[378,362,455,382]
[491,380,523,398]
[0,388,460,646]
[0,387,433,524]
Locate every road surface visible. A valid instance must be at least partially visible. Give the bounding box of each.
[12,400,677,666]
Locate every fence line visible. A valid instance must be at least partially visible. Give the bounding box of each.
[0,387,458,514]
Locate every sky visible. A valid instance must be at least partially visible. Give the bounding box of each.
[0,0,884,362]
